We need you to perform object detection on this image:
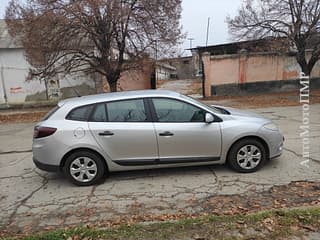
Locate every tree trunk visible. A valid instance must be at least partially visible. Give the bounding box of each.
[300,63,311,76]
[296,55,310,76]
[109,81,117,92]
[307,55,320,77]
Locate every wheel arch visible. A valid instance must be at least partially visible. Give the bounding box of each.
[226,136,270,163]
[60,147,109,173]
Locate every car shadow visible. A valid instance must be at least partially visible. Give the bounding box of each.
[42,158,281,187]
[109,164,226,179]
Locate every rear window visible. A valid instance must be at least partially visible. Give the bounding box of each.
[41,106,60,121]
[66,105,94,121]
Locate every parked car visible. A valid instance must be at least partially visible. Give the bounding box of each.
[33,90,284,186]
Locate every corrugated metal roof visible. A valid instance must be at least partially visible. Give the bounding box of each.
[0,19,21,48]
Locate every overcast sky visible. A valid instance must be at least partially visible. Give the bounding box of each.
[181,0,241,52]
[0,0,242,54]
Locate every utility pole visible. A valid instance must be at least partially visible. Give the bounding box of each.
[206,17,210,46]
[155,39,158,83]
[155,39,158,61]
[151,39,158,89]
[187,38,194,49]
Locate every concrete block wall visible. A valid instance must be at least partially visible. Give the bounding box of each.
[202,51,320,96]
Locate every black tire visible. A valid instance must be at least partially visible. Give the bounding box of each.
[227,138,267,173]
[63,150,106,186]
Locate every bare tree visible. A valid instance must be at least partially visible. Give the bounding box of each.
[227,0,320,76]
[6,0,183,92]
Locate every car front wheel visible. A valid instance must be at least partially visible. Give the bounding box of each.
[227,139,267,173]
[63,150,105,186]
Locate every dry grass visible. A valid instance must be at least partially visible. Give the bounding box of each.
[4,207,320,240]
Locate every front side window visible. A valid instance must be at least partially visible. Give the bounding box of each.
[107,99,147,122]
[66,105,94,121]
[152,98,205,122]
[90,103,108,122]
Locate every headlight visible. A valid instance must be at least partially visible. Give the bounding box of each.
[263,122,278,131]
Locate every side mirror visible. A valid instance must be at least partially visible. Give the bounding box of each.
[205,113,214,123]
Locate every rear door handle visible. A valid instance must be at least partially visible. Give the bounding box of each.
[159,131,174,136]
[99,131,114,136]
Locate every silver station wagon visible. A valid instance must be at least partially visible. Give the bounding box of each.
[33,90,284,186]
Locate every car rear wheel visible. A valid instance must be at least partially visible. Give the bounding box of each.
[227,139,266,173]
[63,150,105,186]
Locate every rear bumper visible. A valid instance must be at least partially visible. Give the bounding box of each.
[33,157,60,172]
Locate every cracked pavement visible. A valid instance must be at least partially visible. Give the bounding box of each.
[0,104,319,234]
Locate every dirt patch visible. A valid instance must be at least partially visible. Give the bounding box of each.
[201,181,320,216]
[0,110,48,124]
[157,78,202,96]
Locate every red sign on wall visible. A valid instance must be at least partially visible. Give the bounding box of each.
[10,87,23,93]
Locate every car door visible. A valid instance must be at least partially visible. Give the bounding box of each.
[88,98,158,165]
[151,98,222,163]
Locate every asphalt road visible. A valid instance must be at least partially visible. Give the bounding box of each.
[0,104,320,234]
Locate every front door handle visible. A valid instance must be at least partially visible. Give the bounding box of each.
[159,131,174,136]
[99,131,114,136]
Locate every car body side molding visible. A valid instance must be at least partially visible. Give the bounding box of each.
[113,156,220,166]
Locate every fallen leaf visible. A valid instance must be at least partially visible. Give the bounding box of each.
[262,217,274,225]
[193,234,206,240]
[290,225,299,232]
[265,225,274,232]
[273,200,280,205]
[301,225,317,231]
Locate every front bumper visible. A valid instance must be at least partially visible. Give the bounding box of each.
[269,134,284,159]
[258,125,284,159]
[33,157,60,172]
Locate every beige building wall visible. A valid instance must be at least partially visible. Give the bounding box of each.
[202,52,320,96]
[245,54,284,83]
[118,66,151,91]
[103,62,152,92]
[0,47,152,105]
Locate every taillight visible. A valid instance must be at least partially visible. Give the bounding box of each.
[34,126,57,139]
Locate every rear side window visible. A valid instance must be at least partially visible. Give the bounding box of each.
[41,106,60,121]
[66,105,94,121]
[107,99,147,122]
